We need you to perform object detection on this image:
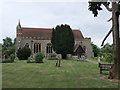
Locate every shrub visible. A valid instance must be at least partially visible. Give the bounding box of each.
[2,58,14,63]
[35,52,44,63]
[17,46,31,60]
[27,60,36,63]
[10,54,15,61]
[28,57,34,60]
[2,60,13,63]
[104,53,114,63]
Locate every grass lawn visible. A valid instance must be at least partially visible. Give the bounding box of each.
[2,59,118,88]
[88,57,112,64]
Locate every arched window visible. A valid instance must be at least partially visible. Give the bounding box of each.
[25,43,29,48]
[34,43,41,53]
[46,43,52,54]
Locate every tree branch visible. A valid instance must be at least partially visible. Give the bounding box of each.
[101,26,113,46]
[103,3,112,12]
[107,17,112,22]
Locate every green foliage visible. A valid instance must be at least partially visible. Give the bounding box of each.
[101,43,113,53]
[2,59,14,63]
[27,60,36,63]
[88,2,102,17]
[51,24,75,59]
[28,57,35,60]
[10,54,15,61]
[98,43,114,63]
[13,38,16,45]
[91,43,100,57]
[35,52,44,63]
[5,46,15,58]
[2,54,15,63]
[104,53,113,63]
[88,1,110,17]
[27,57,36,63]
[17,46,31,60]
[2,37,16,59]
[2,37,12,49]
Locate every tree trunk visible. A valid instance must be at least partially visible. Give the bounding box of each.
[61,54,67,59]
[108,2,119,79]
[115,11,120,80]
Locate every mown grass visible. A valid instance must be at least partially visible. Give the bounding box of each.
[2,59,118,88]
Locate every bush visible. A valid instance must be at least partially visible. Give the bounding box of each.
[10,54,15,61]
[17,46,31,60]
[104,53,114,63]
[2,58,14,63]
[35,52,44,63]
[28,57,34,60]
[27,60,36,63]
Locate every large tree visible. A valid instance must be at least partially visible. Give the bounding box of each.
[88,1,120,79]
[2,37,13,51]
[51,24,75,59]
[2,37,15,59]
[91,43,100,57]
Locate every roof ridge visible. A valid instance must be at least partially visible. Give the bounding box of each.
[21,27,53,30]
[21,27,81,31]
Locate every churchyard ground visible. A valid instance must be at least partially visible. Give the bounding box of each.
[2,59,118,88]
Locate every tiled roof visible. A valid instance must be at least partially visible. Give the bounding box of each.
[20,27,84,40]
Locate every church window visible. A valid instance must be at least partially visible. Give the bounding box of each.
[46,43,52,54]
[34,43,41,53]
[25,43,29,48]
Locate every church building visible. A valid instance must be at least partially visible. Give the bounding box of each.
[16,21,94,58]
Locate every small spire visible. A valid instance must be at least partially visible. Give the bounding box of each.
[17,19,21,29]
[18,19,21,26]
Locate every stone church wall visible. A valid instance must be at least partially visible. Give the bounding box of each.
[82,39,94,57]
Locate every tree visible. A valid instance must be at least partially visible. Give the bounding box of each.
[51,24,75,59]
[13,38,16,45]
[101,43,113,53]
[100,43,114,63]
[2,37,12,51]
[88,1,120,79]
[17,46,31,60]
[2,37,15,59]
[91,43,100,57]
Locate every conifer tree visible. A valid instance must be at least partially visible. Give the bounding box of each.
[51,24,75,59]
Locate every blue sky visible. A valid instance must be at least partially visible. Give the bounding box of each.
[0,0,113,47]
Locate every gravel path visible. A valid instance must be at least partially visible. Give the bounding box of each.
[86,59,98,64]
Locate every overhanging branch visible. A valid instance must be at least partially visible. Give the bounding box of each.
[107,17,112,22]
[103,3,112,12]
[101,26,113,46]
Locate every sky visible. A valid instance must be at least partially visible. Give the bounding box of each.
[0,0,113,47]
